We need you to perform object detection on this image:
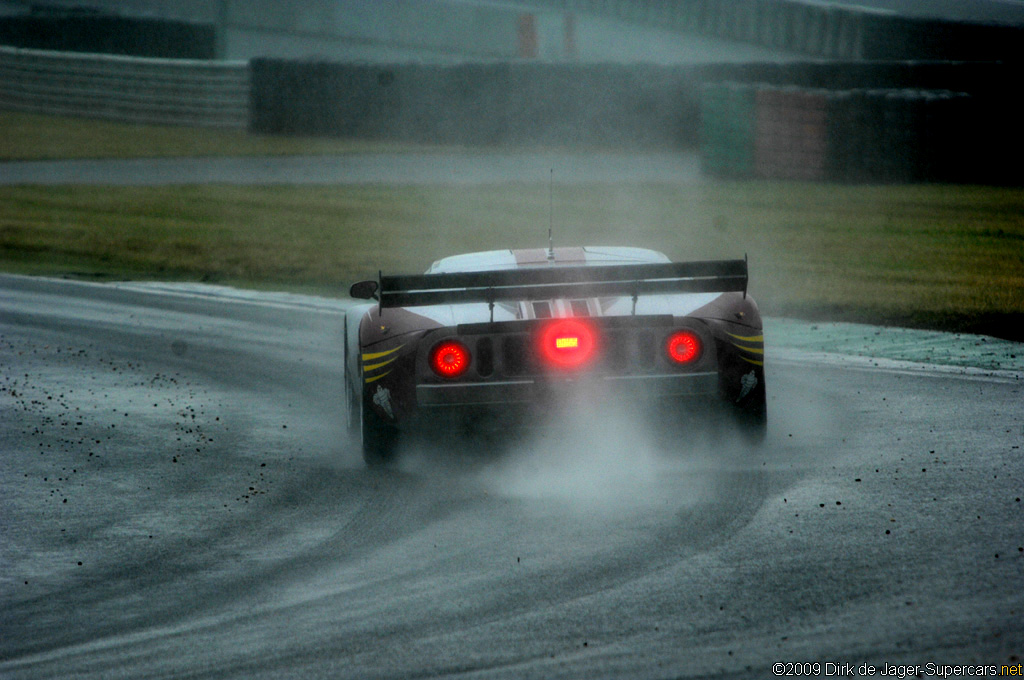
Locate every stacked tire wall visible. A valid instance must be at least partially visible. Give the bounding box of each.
[700,84,756,178]
[701,82,981,183]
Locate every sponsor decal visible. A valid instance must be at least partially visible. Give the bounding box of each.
[373,385,394,419]
[737,370,758,402]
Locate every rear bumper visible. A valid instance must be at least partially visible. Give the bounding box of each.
[416,371,719,407]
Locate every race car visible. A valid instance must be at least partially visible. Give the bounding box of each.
[346,246,766,465]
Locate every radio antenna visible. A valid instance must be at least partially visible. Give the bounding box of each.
[547,168,555,262]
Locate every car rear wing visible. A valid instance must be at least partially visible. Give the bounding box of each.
[378,258,748,310]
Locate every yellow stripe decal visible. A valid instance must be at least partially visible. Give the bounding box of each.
[365,371,392,384]
[732,343,764,355]
[362,345,403,361]
[740,356,764,367]
[363,356,400,372]
[726,332,764,343]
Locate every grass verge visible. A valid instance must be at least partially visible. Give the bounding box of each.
[0,111,442,160]
[2,182,1022,340]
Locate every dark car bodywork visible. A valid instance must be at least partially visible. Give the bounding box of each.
[346,247,766,465]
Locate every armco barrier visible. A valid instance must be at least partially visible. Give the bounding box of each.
[0,45,249,128]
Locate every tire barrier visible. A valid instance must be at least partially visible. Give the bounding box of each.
[754,87,829,182]
[700,82,756,178]
[701,82,978,183]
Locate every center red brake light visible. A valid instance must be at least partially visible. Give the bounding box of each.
[430,340,470,378]
[666,330,702,364]
[538,318,598,370]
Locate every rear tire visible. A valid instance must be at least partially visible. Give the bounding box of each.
[361,396,399,467]
[731,399,767,445]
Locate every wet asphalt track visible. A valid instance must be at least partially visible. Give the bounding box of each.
[1,273,1022,679]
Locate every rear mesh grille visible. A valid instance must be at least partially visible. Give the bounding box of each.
[491,329,663,378]
[476,337,494,377]
[501,336,532,376]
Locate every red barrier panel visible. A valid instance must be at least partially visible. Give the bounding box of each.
[517,14,538,59]
[755,87,828,180]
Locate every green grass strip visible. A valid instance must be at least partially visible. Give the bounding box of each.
[0,111,440,160]
[2,182,1022,340]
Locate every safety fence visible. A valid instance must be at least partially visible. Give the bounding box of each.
[0,45,249,128]
[701,83,975,183]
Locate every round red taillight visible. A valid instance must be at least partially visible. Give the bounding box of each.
[666,330,702,364]
[430,340,471,378]
[538,318,598,370]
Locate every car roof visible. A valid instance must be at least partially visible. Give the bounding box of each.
[426,246,670,273]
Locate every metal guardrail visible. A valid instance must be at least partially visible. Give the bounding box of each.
[0,45,249,128]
